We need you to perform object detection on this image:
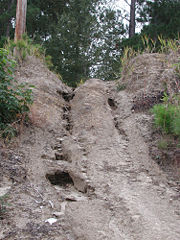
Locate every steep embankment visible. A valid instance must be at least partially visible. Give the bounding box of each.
[0,56,180,239]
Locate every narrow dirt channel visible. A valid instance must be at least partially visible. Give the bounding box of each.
[62,79,180,240]
[0,75,180,239]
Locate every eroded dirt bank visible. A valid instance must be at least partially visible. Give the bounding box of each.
[0,59,180,239]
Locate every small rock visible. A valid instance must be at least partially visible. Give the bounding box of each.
[45,218,58,225]
[0,186,11,197]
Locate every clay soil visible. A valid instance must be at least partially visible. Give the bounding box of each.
[0,57,180,240]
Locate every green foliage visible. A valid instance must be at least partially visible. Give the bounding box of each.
[142,0,180,40]
[0,0,16,40]
[172,111,180,136]
[151,104,176,134]
[119,0,180,53]
[0,48,33,140]
[118,36,180,80]
[5,34,54,73]
[5,34,46,62]
[45,0,112,86]
[92,8,126,81]
[151,98,180,137]
[174,61,180,79]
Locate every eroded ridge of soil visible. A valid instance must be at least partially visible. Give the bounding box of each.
[0,75,180,239]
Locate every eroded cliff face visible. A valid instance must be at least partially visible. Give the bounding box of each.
[0,56,180,240]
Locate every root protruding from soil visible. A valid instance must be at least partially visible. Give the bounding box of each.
[46,171,74,186]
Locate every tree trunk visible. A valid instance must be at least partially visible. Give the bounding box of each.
[14,0,27,42]
[129,0,136,38]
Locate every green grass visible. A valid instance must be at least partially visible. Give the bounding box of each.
[151,98,180,138]
[4,34,54,70]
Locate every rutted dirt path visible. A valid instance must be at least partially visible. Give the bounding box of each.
[63,79,180,240]
[0,69,180,239]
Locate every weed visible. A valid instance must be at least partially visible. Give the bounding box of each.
[141,35,156,53]
[119,36,180,77]
[158,139,168,150]
[151,104,177,134]
[158,36,180,53]
[76,79,85,87]
[120,46,138,75]
[45,55,54,70]
[4,34,53,70]
[151,92,180,138]
[116,83,126,91]
[172,111,180,136]
[0,195,8,219]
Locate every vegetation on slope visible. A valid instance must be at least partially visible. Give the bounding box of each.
[0,47,33,140]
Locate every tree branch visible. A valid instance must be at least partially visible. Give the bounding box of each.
[124,0,130,7]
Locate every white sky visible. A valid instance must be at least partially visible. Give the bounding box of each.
[113,0,130,13]
[114,0,142,33]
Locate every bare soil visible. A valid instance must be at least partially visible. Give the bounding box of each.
[0,57,180,240]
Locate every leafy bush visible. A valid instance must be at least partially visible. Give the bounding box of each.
[0,48,33,140]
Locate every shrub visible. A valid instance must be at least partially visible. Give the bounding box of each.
[172,111,180,136]
[151,102,180,137]
[151,104,176,134]
[0,48,33,140]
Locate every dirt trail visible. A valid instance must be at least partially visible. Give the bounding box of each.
[63,79,180,240]
[0,74,180,239]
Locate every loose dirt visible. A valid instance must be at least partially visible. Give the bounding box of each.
[0,57,180,240]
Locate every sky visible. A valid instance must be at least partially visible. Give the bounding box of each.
[114,0,142,33]
[114,0,130,29]
[115,0,130,11]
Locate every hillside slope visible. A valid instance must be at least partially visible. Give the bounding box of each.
[0,55,180,240]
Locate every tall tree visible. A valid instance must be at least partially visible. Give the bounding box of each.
[6,0,15,37]
[93,8,125,80]
[0,0,126,85]
[141,0,180,39]
[129,0,136,38]
[45,0,125,85]
[0,0,16,45]
[14,0,27,41]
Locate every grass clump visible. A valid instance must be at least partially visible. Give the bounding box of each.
[151,94,180,137]
[4,34,53,70]
[0,48,33,141]
[119,36,180,77]
[116,83,126,91]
